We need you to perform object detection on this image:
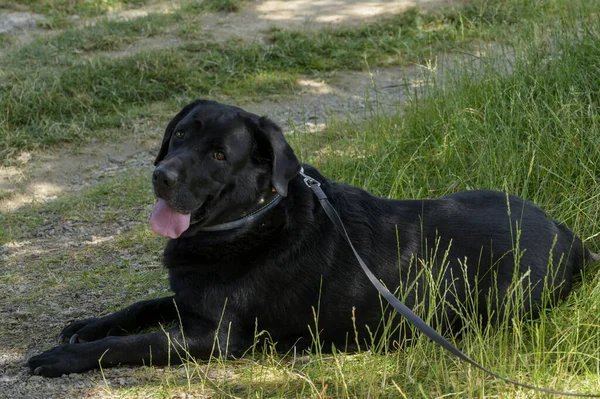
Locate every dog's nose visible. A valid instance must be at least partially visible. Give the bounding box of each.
[153,166,179,188]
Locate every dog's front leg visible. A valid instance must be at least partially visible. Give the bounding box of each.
[28,323,227,377]
[58,296,179,344]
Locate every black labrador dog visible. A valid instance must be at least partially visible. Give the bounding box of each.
[28,99,597,377]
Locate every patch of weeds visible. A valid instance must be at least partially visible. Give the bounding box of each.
[83,168,153,209]
[0,189,15,201]
[462,0,592,26]
[182,0,246,13]
[114,227,165,250]
[0,33,17,49]
[0,207,55,245]
[227,70,297,97]
[1,0,152,17]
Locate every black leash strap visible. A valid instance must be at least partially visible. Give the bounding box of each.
[299,169,600,397]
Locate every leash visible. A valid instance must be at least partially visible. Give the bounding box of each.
[299,167,600,397]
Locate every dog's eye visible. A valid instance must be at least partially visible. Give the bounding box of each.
[213,151,226,161]
[174,131,185,139]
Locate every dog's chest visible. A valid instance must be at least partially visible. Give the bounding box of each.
[167,257,265,299]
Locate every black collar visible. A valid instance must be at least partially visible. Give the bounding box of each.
[195,193,282,232]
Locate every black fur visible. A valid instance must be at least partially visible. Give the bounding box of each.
[28,100,598,377]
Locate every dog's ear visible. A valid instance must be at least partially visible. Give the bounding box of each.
[249,116,301,197]
[154,100,204,166]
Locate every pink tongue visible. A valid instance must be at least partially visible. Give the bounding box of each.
[151,199,191,239]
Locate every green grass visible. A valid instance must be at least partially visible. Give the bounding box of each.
[0,0,152,17]
[2,0,600,397]
[182,0,247,13]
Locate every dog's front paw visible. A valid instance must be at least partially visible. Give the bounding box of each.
[28,344,99,377]
[58,317,124,344]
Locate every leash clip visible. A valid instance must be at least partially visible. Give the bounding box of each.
[299,167,321,187]
[299,167,327,200]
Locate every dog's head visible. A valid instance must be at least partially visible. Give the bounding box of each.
[151,99,301,238]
